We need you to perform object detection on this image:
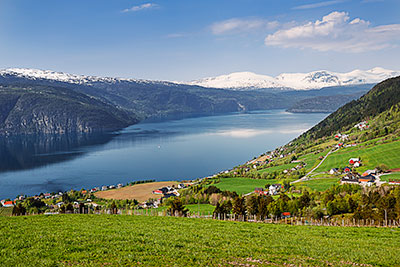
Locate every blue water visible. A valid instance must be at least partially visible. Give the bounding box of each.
[0,110,327,199]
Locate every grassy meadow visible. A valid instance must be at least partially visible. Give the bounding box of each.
[0,214,399,266]
[315,140,400,173]
[297,178,341,192]
[381,173,400,182]
[212,177,279,194]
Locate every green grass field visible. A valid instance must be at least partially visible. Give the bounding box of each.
[258,150,328,175]
[315,140,400,173]
[258,162,297,173]
[0,215,399,266]
[297,178,340,192]
[381,173,400,182]
[212,177,279,194]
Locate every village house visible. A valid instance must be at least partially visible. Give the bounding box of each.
[358,175,376,186]
[330,168,339,175]
[354,121,369,130]
[269,184,282,195]
[1,200,14,207]
[362,170,376,176]
[349,158,360,165]
[334,133,342,140]
[335,143,343,149]
[254,188,268,195]
[343,166,352,173]
[341,173,360,184]
[177,183,186,189]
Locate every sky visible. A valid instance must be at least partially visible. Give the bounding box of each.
[0,0,399,81]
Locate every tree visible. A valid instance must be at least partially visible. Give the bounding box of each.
[12,203,26,216]
[110,201,117,214]
[257,196,269,221]
[232,197,246,220]
[246,196,258,216]
[168,198,188,217]
[298,191,311,209]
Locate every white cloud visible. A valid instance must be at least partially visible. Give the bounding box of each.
[211,18,278,35]
[122,3,158,13]
[293,0,345,10]
[265,11,400,52]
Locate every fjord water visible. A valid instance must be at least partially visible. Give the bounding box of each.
[0,110,327,199]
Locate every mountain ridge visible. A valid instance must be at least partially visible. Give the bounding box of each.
[182,67,400,90]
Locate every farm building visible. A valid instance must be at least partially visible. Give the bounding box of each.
[362,170,376,176]
[358,175,376,184]
[330,168,339,175]
[349,158,360,165]
[341,174,360,184]
[1,200,14,207]
[343,167,352,173]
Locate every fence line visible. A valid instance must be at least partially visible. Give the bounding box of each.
[12,208,400,228]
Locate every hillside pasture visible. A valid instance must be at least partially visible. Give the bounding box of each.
[212,177,279,195]
[315,140,400,173]
[297,178,340,192]
[380,173,400,182]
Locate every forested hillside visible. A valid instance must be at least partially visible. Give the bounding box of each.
[296,76,400,141]
[0,85,137,135]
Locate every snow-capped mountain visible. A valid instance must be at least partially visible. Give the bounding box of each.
[184,67,400,90]
[0,68,171,86]
[1,67,399,91]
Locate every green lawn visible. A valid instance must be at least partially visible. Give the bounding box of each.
[1,215,400,266]
[380,173,400,182]
[315,140,400,173]
[185,204,215,214]
[212,177,279,194]
[258,162,297,173]
[297,178,341,192]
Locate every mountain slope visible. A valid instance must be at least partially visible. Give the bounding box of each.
[296,76,400,141]
[0,85,137,135]
[0,69,302,120]
[184,67,400,90]
[286,91,365,113]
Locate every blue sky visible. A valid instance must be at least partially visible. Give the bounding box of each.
[0,0,399,80]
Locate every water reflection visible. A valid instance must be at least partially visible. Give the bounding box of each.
[0,133,115,173]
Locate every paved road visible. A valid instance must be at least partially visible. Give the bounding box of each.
[291,148,336,184]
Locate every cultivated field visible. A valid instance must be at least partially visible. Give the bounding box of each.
[95,181,177,202]
[0,215,399,266]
